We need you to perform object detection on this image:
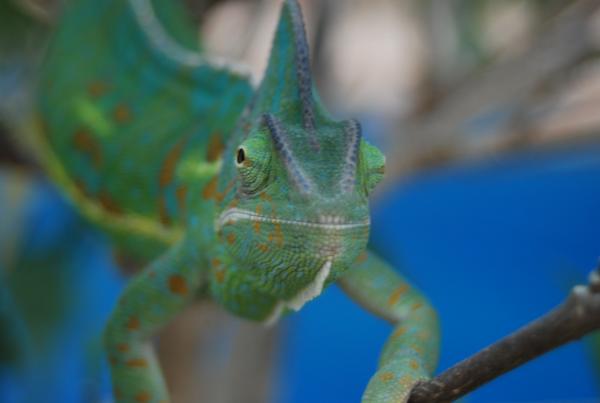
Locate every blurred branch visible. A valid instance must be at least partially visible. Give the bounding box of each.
[409,266,600,402]
[9,0,61,25]
[0,123,37,169]
[381,0,600,193]
[184,0,231,23]
[158,301,280,403]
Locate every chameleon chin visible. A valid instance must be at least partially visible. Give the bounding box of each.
[217,205,371,307]
[37,0,440,401]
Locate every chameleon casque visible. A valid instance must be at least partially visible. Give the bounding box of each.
[36,0,440,401]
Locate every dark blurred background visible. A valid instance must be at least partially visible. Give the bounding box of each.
[1,0,600,402]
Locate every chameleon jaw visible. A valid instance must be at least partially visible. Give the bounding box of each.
[263,259,332,326]
[215,208,367,325]
[215,208,370,231]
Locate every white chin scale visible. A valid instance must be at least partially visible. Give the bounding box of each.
[263,260,332,326]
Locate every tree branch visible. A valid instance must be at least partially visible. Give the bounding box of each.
[380,0,600,193]
[409,266,600,403]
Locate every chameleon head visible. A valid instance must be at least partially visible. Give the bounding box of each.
[214,0,385,305]
[216,114,385,302]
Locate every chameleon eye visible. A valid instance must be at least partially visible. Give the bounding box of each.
[235,136,271,195]
[236,147,246,165]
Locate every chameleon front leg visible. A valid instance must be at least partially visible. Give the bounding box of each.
[339,251,440,403]
[104,241,205,403]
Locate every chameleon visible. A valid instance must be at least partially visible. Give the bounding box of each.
[36,0,440,401]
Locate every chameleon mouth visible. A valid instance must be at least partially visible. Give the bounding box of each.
[216,208,370,231]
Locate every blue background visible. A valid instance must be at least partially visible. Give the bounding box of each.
[278,144,600,402]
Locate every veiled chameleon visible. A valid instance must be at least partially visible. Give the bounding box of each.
[36,0,440,401]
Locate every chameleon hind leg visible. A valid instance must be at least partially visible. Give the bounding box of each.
[104,241,205,403]
[339,251,440,403]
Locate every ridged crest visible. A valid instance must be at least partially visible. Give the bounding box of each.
[252,0,366,197]
[263,113,314,195]
[339,120,362,192]
[257,0,320,150]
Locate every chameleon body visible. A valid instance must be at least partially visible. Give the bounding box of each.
[37,0,440,401]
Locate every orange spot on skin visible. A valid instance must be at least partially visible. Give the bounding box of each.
[159,139,186,188]
[228,198,239,209]
[73,130,102,167]
[202,176,218,200]
[168,275,188,296]
[379,372,395,382]
[158,197,171,226]
[388,284,409,306]
[127,316,140,331]
[88,81,109,97]
[257,243,269,253]
[114,104,132,123]
[214,269,226,283]
[216,180,234,203]
[116,343,129,353]
[176,185,188,211]
[398,375,413,388]
[226,232,236,245]
[409,359,420,370]
[98,191,123,215]
[109,356,118,366]
[157,138,189,224]
[126,358,148,368]
[411,302,423,311]
[211,258,222,268]
[355,251,368,264]
[73,180,90,197]
[113,250,143,273]
[267,199,277,218]
[392,326,407,339]
[135,391,151,403]
[259,192,272,202]
[206,132,225,162]
[273,223,284,245]
[253,205,263,233]
[412,344,424,355]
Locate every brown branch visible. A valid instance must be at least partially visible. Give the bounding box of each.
[409,267,600,403]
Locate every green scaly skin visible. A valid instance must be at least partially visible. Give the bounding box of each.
[37,0,440,401]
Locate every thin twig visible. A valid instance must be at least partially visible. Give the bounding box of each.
[409,267,600,403]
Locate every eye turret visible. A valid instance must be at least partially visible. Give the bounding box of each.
[234,135,271,195]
